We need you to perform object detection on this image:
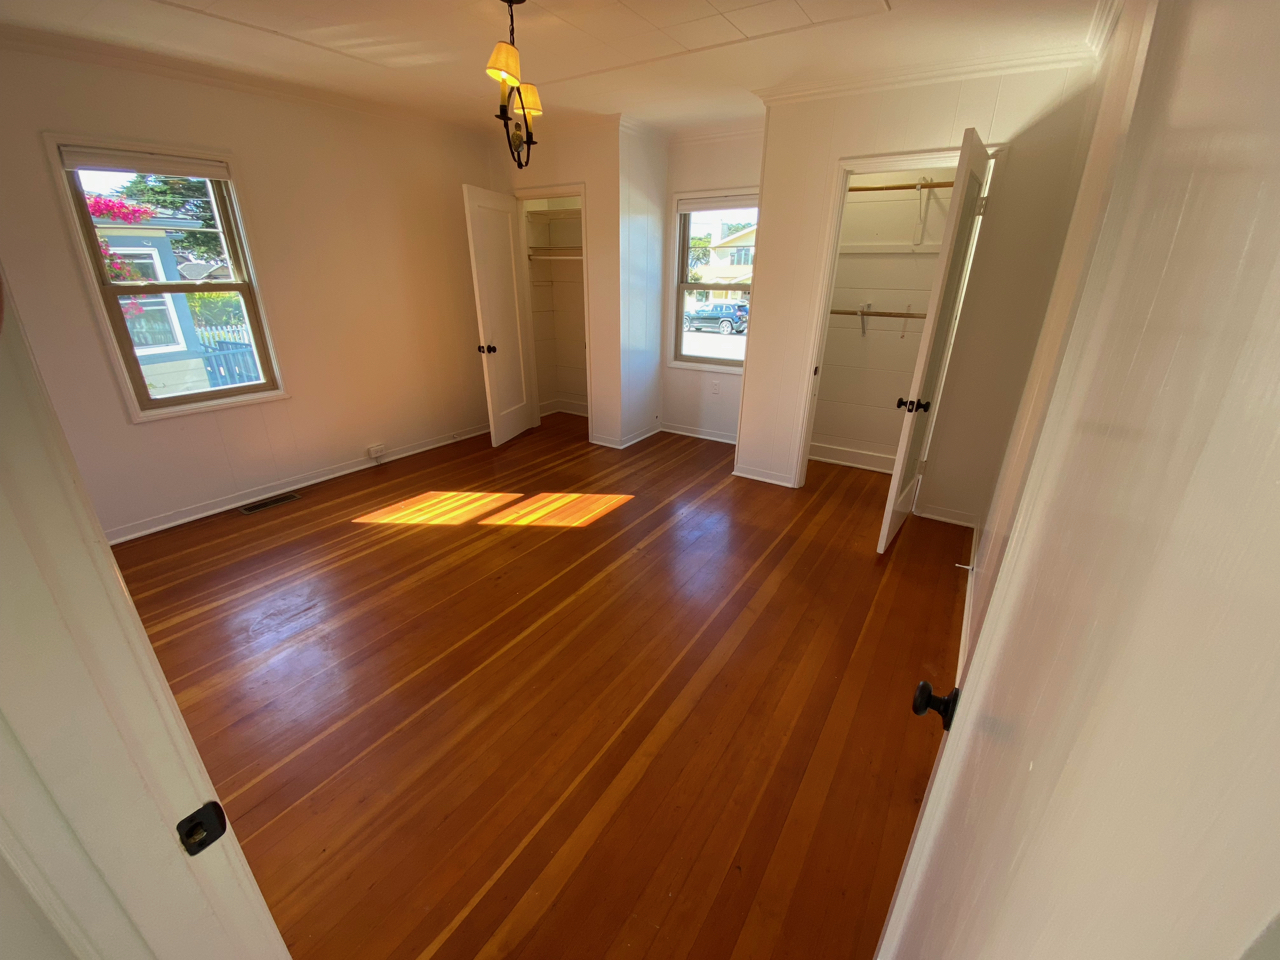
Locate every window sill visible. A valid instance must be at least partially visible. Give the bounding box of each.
[667,358,744,375]
[129,386,289,424]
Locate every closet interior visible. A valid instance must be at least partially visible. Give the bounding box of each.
[810,166,956,473]
[525,197,587,418]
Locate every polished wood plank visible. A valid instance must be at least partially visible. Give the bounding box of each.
[113,414,971,960]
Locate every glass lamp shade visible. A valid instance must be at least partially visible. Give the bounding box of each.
[513,83,542,116]
[486,42,521,85]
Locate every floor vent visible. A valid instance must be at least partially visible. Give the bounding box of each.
[239,492,301,515]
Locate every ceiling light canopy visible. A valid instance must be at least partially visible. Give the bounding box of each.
[488,0,540,169]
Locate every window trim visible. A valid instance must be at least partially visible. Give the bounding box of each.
[48,137,286,422]
[670,192,759,371]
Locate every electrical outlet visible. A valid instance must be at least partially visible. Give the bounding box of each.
[711,380,720,395]
[367,443,385,462]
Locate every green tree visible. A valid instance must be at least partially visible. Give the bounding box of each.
[721,222,752,239]
[120,175,225,264]
[187,292,247,329]
[687,233,711,274]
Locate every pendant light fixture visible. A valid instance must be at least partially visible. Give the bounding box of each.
[488,0,541,168]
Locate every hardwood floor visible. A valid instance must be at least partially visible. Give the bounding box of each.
[113,414,971,960]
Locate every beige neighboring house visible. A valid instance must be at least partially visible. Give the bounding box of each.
[699,225,755,300]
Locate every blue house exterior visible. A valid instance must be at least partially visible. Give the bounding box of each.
[95,213,261,396]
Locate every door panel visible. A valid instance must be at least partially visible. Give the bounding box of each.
[463,185,540,446]
[0,284,290,960]
[877,129,991,553]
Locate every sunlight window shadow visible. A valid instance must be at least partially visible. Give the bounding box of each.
[353,491,522,525]
[479,493,633,527]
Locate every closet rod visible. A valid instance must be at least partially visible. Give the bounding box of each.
[847,180,954,193]
[830,309,927,319]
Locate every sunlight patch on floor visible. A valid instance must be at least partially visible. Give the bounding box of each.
[353,491,634,527]
[353,491,522,525]
[479,493,633,527]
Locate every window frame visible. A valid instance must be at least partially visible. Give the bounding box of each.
[671,193,758,370]
[54,141,284,421]
[104,248,188,355]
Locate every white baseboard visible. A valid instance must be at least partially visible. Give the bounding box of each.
[913,504,978,529]
[612,423,664,449]
[105,423,491,543]
[540,398,588,417]
[732,463,799,487]
[808,442,895,474]
[660,423,738,445]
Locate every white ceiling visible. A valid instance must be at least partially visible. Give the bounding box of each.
[0,0,1105,133]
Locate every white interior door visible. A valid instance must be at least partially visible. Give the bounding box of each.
[462,184,540,447]
[877,129,991,553]
[0,282,289,959]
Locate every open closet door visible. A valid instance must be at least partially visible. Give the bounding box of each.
[462,184,540,446]
[876,128,991,553]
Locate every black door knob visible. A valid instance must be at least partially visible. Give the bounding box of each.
[477,345,484,354]
[912,681,959,730]
[486,344,497,353]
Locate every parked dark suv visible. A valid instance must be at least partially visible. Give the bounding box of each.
[683,301,749,335]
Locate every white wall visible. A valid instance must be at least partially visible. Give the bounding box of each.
[618,120,667,446]
[0,854,76,960]
[963,1,1155,658]
[661,129,764,444]
[736,65,1098,487]
[913,77,1098,528]
[0,45,496,542]
[878,1,1280,958]
[811,169,951,472]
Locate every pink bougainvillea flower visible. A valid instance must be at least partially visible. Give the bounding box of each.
[86,194,154,224]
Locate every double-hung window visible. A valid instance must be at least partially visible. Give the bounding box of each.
[674,196,758,366]
[60,146,279,415]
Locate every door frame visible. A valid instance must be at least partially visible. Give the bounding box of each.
[795,146,1005,490]
[0,273,290,959]
[512,182,593,440]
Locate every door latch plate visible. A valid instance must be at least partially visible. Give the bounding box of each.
[177,801,227,856]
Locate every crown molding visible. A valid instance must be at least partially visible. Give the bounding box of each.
[1086,0,1125,56]
[668,123,766,147]
[618,116,669,141]
[754,44,1099,107]
[0,22,481,134]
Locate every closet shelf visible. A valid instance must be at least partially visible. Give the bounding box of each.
[528,245,583,261]
[830,309,927,319]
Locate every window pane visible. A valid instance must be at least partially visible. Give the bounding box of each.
[118,291,265,400]
[680,290,749,363]
[684,207,757,285]
[77,169,235,282]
